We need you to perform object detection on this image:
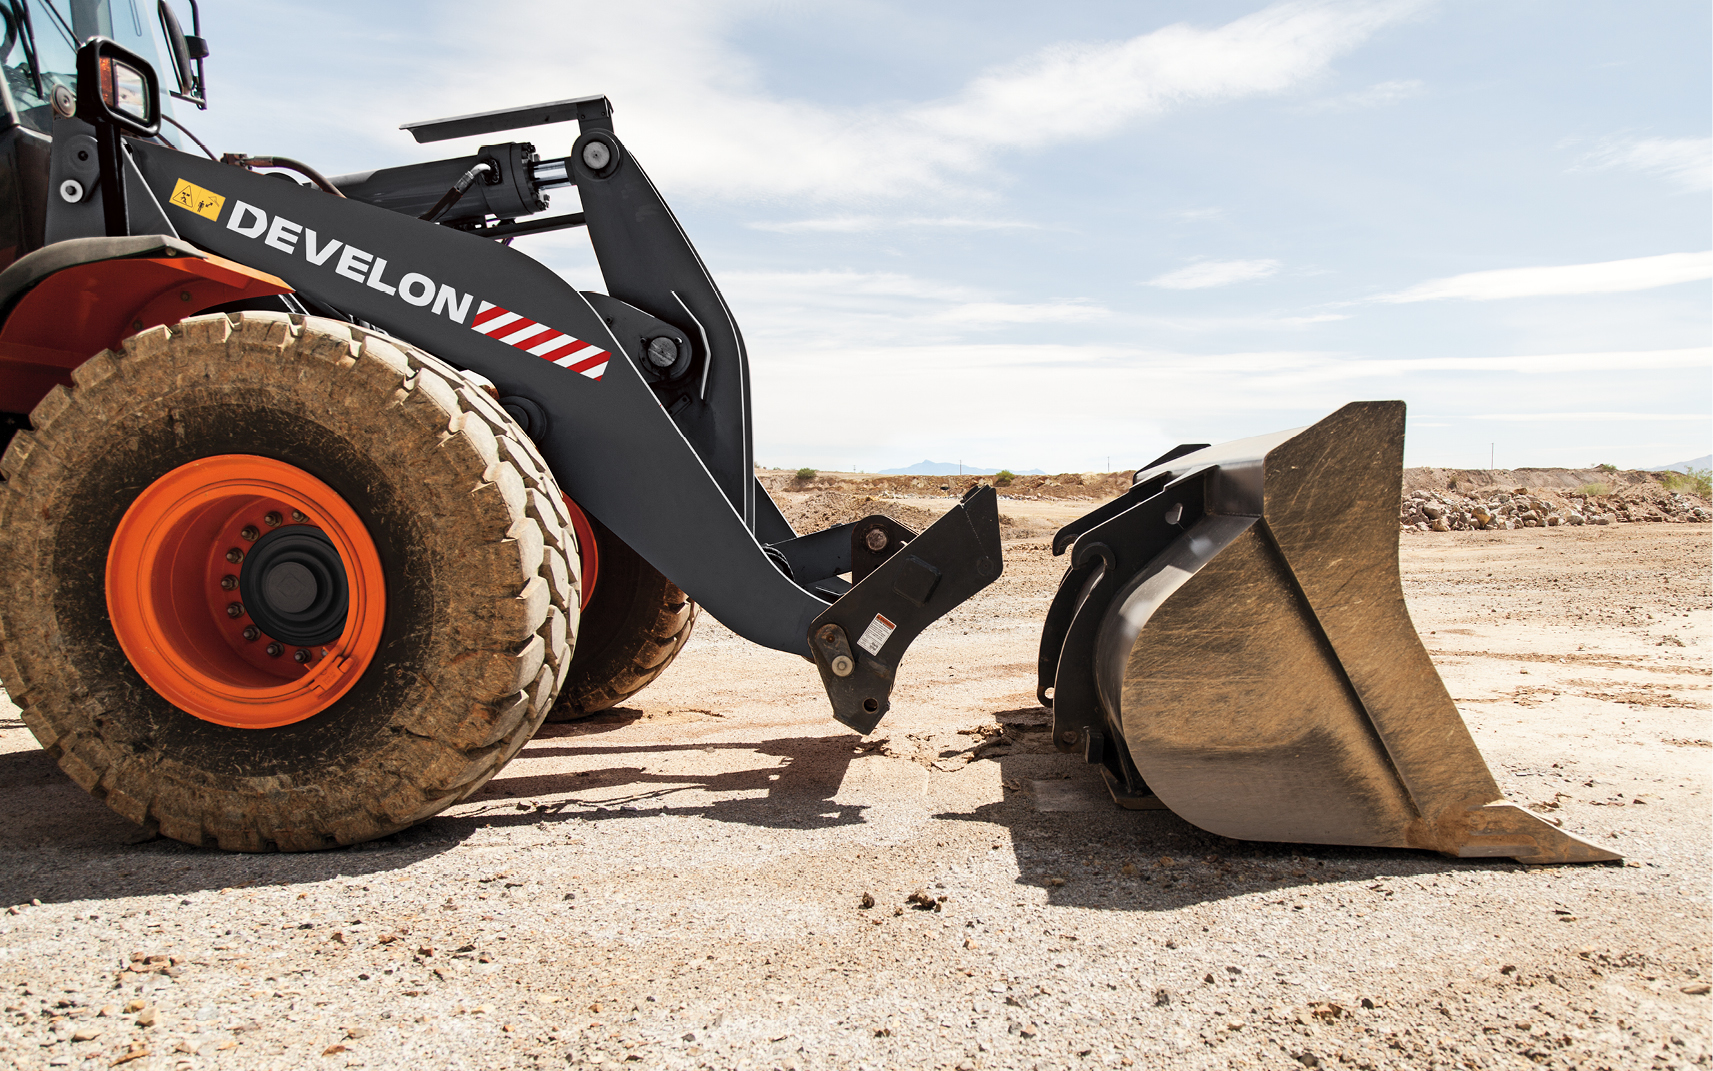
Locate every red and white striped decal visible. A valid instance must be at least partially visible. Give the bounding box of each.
[470,301,610,381]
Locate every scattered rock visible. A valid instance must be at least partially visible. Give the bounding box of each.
[858,893,874,910]
[1397,473,1708,533]
[1683,983,1711,995]
[906,889,944,911]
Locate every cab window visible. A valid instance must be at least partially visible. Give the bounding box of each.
[4,1,173,136]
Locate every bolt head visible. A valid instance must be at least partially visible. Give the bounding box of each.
[225,548,244,563]
[264,512,282,527]
[265,643,283,658]
[645,337,678,368]
[819,625,838,644]
[240,526,259,542]
[864,528,889,553]
[830,654,854,678]
[581,140,612,171]
[226,602,244,619]
[1060,730,1079,745]
[58,179,84,203]
[220,575,238,591]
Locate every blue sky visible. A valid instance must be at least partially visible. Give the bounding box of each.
[171,0,1709,473]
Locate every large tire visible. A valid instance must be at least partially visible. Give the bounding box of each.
[545,513,695,721]
[0,312,578,850]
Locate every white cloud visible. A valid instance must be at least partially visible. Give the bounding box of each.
[1468,412,1710,422]
[406,0,1428,202]
[932,302,1109,325]
[1377,251,1713,303]
[1147,259,1282,289]
[1297,78,1424,111]
[719,269,1108,342]
[747,216,1038,234]
[1573,136,1712,192]
[1170,207,1225,222]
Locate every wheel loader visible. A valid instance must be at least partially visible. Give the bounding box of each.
[0,5,1615,864]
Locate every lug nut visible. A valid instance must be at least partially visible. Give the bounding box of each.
[242,626,259,641]
[265,643,283,658]
[293,649,311,664]
[291,510,307,523]
[220,575,238,591]
[264,512,282,527]
[226,602,244,619]
[865,528,889,552]
[240,525,259,542]
[225,548,244,563]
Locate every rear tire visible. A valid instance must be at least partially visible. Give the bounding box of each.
[0,313,578,850]
[545,514,695,721]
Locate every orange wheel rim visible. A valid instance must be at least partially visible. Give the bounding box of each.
[562,493,598,610]
[106,455,386,729]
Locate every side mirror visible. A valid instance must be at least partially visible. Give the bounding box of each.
[74,37,161,137]
[157,0,207,109]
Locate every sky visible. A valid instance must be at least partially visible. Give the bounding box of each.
[161,0,1708,474]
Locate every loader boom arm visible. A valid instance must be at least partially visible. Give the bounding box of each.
[67,104,1005,732]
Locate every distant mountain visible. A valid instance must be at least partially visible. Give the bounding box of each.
[1647,455,1711,473]
[878,460,1047,476]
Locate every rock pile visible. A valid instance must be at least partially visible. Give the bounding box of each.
[1399,486,1710,532]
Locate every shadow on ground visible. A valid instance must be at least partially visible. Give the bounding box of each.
[438,722,871,832]
[0,703,1589,910]
[938,746,1603,913]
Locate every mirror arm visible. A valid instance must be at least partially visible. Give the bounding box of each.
[94,120,129,235]
[8,0,44,98]
[183,0,206,109]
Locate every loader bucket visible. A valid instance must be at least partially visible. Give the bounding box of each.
[1040,401,1618,865]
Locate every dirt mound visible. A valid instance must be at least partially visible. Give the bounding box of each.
[1398,468,1709,532]
[762,469,1130,542]
[760,465,1711,540]
[759,469,1132,503]
[780,489,939,536]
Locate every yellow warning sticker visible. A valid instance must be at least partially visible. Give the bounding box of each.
[168,178,224,221]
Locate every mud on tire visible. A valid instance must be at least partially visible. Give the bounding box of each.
[0,312,579,850]
[545,513,695,721]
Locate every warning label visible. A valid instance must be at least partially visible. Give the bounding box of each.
[856,613,896,656]
[168,178,225,221]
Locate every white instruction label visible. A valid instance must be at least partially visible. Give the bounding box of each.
[856,613,897,656]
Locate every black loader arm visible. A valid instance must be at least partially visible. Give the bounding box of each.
[122,106,1003,731]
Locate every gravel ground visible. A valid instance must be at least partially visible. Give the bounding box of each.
[0,525,1706,1071]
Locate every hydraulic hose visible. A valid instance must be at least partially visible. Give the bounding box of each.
[220,153,346,197]
[419,161,494,222]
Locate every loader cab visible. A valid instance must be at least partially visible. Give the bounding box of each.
[0,0,186,267]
